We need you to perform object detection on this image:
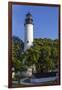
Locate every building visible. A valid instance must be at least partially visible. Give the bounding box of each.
[24,12,34,51]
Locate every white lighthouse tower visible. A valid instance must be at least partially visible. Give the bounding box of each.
[24,12,34,51]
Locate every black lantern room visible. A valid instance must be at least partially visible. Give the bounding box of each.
[24,12,33,25]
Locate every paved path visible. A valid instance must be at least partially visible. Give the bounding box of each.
[20,76,57,85]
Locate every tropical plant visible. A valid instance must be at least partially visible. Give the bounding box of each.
[12,36,59,74]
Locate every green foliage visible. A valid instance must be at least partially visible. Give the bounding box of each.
[12,36,59,73]
[12,36,24,72]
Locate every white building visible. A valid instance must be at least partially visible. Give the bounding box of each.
[24,12,34,51]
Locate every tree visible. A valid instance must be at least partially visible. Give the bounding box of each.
[35,46,51,72]
[12,36,59,75]
[12,36,24,72]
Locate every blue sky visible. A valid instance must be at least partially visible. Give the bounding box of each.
[12,5,59,41]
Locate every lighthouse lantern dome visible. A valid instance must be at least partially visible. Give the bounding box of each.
[24,12,33,25]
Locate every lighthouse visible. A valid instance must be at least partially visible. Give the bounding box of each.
[24,12,34,51]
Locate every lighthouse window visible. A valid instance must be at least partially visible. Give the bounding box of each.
[27,41,29,43]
